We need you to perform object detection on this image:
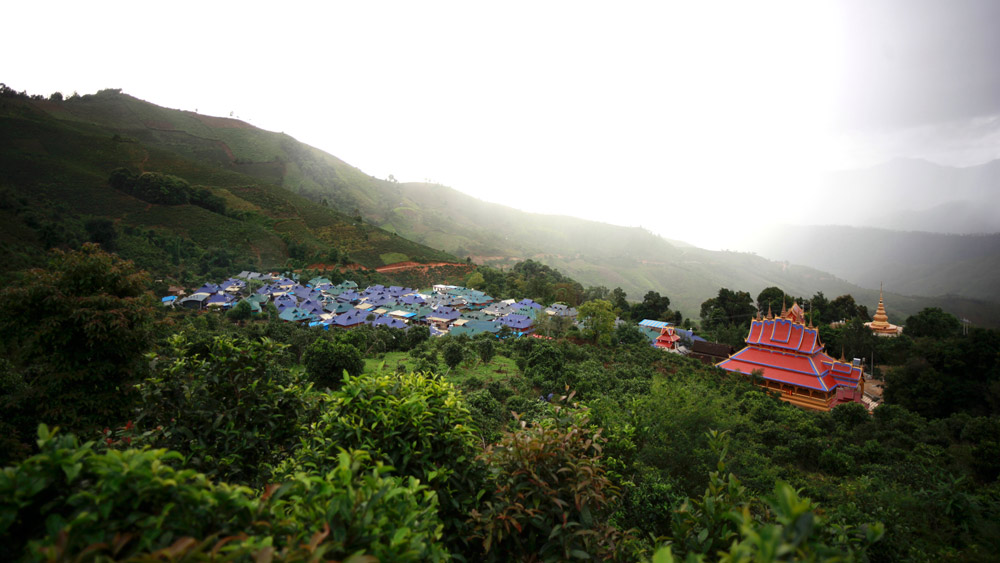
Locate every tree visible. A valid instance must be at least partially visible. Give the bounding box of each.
[701,288,756,330]
[578,299,616,345]
[756,286,785,316]
[476,337,496,365]
[829,294,866,322]
[443,340,466,370]
[84,217,118,251]
[466,271,486,290]
[0,244,155,462]
[303,338,364,389]
[905,307,961,338]
[610,287,630,318]
[632,290,671,321]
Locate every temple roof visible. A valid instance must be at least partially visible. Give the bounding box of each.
[745,318,823,354]
[717,315,863,393]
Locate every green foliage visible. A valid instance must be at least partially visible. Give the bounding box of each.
[700,288,756,331]
[0,425,258,561]
[665,430,884,562]
[303,337,364,389]
[632,290,673,322]
[137,335,316,486]
[0,426,449,561]
[579,298,616,345]
[225,298,254,321]
[905,307,962,338]
[476,335,496,365]
[470,395,632,561]
[443,339,466,370]
[263,449,449,562]
[0,244,155,464]
[281,370,483,555]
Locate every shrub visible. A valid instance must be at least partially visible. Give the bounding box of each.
[0,244,155,463]
[470,394,631,561]
[0,425,257,561]
[302,337,364,390]
[0,427,450,561]
[138,335,316,486]
[281,371,483,555]
[262,450,449,562]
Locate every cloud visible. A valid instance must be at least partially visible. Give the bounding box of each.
[833,0,1000,131]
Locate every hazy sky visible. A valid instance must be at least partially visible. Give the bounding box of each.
[7,1,1000,249]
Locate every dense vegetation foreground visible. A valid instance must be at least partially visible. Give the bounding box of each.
[2,247,999,562]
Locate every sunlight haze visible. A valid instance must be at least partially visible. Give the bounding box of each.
[7,1,1000,250]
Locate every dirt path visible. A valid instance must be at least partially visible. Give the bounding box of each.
[375,261,468,273]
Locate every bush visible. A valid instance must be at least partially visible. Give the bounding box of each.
[0,426,450,561]
[302,338,364,390]
[470,395,631,561]
[0,425,257,561]
[138,335,316,486]
[0,244,155,464]
[262,450,449,562]
[280,371,484,555]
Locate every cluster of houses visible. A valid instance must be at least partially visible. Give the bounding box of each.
[159,271,719,357]
[162,272,581,338]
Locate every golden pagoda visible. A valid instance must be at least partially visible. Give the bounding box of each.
[865,284,902,337]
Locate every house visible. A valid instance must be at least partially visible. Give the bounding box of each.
[206,293,235,308]
[716,304,865,412]
[514,298,543,311]
[220,278,246,292]
[332,308,368,329]
[484,301,518,317]
[496,313,534,335]
[449,319,502,338]
[398,293,426,306]
[279,307,312,323]
[178,292,211,310]
[299,299,326,317]
[371,315,408,330]
[325,301,356,315]
[161,296,177,307]
[545,303,578,318]
[196,283,221,295]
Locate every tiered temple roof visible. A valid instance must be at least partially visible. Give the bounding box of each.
[717,301,865,411]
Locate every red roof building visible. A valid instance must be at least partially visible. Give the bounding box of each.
[716,303,865,412]
[654,326,681,350]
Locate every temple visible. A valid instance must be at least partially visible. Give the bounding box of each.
[716,301,865,412]
[865,284,903,337]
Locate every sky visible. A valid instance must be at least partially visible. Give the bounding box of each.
[6,1,1000,250]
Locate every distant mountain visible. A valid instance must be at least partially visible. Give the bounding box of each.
[741,224,1000,303]
[3,89,998,326]
[818,158,1000,233]
[0,90,458,281]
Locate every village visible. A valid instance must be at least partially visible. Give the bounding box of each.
[162,270,891,414]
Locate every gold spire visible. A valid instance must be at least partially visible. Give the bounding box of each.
[767,303,773,320]
[780,295,787,318]
[871,282,890,329]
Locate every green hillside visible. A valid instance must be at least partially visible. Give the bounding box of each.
[0,89,456,282]
[3,87,997,325]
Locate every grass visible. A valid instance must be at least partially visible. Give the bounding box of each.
[363,351,518,386]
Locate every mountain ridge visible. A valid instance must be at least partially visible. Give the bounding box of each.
[3,88,999,325]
